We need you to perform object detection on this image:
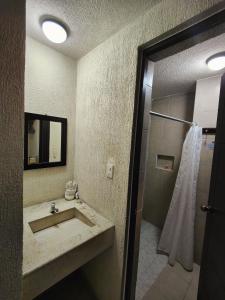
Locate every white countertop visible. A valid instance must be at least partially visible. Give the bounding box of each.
[23,198,114,276]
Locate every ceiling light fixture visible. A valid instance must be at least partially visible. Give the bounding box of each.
[42,20,67,44]
[206,53,225,71]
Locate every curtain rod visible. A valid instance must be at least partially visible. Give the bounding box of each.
[149,111,194,126]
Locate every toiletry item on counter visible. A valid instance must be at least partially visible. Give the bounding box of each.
[75,191,79,199]
[65,180,78,201]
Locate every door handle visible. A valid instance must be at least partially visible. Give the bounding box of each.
[201,205,215,213]
[201,205,225,215]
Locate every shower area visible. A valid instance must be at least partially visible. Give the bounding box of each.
[136,93,201,300]
[135,32,222,300]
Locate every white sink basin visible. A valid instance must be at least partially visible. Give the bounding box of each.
[29,207,95,233]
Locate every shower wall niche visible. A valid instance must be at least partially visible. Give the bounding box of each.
[156,154,174,171]
[143,92,195,228]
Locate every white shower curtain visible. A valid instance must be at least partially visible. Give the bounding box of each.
[158,125,202,271]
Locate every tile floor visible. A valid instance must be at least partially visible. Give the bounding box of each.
[143,263,200,300]
[136,220,200,300]
[135,221,168,300]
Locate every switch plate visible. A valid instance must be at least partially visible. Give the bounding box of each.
[106,162,114,179]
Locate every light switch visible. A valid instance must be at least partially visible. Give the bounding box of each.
[106,162,114,179]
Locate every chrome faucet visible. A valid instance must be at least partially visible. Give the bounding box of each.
[50,202,59,214]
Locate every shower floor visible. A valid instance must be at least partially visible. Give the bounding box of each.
[136,220,200,300]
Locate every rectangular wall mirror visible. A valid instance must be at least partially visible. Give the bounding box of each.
[24,113,67,170]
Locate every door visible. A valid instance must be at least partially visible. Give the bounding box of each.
[198,73,225,299]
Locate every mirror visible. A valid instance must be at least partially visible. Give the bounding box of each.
[24,113,67,169]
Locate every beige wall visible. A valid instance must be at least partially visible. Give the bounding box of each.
[24,37,76,207]
[143,93,195,228]
[0,0,25,298]
[193,76,221,127]
[74,1,223,299]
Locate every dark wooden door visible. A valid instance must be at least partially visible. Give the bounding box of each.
[198,74,225,300]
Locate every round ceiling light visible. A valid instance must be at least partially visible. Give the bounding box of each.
[206,53,225,71]
[42,20,67,44]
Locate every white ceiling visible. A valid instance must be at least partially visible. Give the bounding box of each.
[152,33,225,99]
[26,0,160,59]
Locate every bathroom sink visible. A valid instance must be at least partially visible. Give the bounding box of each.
[29,207,95,233]
[23,199,114,299]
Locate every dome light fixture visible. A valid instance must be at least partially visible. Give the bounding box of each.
[42,19,68,44]
[206,53,225,71]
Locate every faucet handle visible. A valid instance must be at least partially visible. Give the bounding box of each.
[50,202,59,213]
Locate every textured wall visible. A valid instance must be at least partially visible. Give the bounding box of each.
[152,34,225,99]
[24,37,76,207]
[26,0,160,59]
[0,0,25,298]
[74,1,223,299]
[143,93,194,228]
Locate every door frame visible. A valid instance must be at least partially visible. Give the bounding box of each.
[122,3,225,300]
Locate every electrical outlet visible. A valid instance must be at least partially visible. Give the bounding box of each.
[106,162,114,179]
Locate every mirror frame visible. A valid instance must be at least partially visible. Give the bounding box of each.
[24,112,67,170]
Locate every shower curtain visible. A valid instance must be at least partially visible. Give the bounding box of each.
[158,125,202,271]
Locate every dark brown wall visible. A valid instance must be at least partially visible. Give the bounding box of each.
[0,1,25,299]
[194,135,214,264]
